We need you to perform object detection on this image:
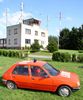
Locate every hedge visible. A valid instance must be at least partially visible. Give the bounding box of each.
[52,52,71,62]
[77,54,83,62]
[0,50,28,58]
[52,51,83,63]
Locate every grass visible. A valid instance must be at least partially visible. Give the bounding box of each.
[29,49,82,56]
[0,56,83,100]
[30,50,52,56]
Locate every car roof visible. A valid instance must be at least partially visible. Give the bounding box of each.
[17,60,46,67]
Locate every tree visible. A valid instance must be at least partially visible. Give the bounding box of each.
[59,28,70,49]
[47,35,58,53]
[31,40,40,52]
[59,26,83,50]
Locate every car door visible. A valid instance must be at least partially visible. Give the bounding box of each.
[29,66,53,91]
[12,65,31,88]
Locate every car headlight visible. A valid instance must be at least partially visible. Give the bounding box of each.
[77,81,80,86]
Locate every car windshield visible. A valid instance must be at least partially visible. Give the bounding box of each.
[43,63,60,76]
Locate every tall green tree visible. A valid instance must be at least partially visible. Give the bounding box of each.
[47,35,58,53]
[59,26,83,50]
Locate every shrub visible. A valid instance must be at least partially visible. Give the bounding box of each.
[31,40,40,52]
[78,50,83,53]
[52,52,71,62]
[47,41,58,53]
[0,49,28,58]
[52,52,61,61]
[77,54,83,62]
[60,52,71,62]
[72,54,77,62]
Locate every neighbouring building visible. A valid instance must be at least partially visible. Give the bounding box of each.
[0,38,7,48]
[6,18,48,49]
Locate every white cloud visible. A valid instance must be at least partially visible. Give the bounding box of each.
[0,10,32,38]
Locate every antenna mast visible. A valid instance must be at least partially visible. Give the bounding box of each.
[5,8,8,38]
[47,15,48,31]
[20,2,24,23]
[58,12,62,48]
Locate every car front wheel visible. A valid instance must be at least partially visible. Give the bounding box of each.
[7,81,17,89]
[58,86,72,97]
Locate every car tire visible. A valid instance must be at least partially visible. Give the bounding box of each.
[7,81,17,89]
[58,86,72,97]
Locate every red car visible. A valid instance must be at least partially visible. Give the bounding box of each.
[2,60,80,97]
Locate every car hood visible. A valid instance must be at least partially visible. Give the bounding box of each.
[58,71,80,84]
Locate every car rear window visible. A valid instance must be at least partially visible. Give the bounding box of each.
[12,65,28,75]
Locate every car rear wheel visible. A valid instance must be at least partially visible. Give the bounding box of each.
[7,81,17,89]
[58,86,72,97]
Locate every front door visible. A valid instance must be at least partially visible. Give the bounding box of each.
[29,66,53,91]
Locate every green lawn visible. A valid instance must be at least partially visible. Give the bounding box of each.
[0,56,83,100]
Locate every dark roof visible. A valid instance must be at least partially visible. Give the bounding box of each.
[23,18,41,25]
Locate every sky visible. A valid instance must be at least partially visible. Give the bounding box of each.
[0,0,83,38]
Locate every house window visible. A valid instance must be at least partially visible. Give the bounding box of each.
[35,31,38,36]
[41,32,45,37]
[8,39,11,45]
[25,29,31,34]
[14,28,18,34]
[25,39,31,44]
[34,39,38,43]
[41,41,44,45]
[14,38,18,45]
[8,29,11,35]
[0,40,3,44]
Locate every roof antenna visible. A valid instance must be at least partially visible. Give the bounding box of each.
[33,58,37,62]
[20,1,24,23]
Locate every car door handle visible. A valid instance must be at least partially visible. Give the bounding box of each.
[12,76,15,78]
[32,77,35,80]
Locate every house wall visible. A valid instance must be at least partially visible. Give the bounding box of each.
[7,23,48,49]
[7,24,21,48]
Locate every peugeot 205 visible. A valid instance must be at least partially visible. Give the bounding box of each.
[2,60,80,97]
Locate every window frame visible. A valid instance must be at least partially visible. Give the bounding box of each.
[41,32,45,37]
[25,39,31,44]
[12,65,29,76]
[14,38,18,45]
[14,28,18,35]
[30,66,48,77]
[35,31,38,36]
[25,29,31,35]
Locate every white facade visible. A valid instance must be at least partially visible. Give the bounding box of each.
[7,19,48,49]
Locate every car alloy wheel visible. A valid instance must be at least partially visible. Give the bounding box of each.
[58,86,72,97]
[7,81,17,89]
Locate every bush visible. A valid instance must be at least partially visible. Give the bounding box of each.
[47,41,58,53]
[78,50,83,53]
[72,54,77,62]
[52,52,71,62]
[31,40,40,52]
[0,49,28,58]
[77,54,83,62]
[60,52,71,62]
[52,52,61,61]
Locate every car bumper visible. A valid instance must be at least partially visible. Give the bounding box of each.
[2,79,7,85]
[72,87,80,92]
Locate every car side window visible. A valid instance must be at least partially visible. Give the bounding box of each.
[13,65,28,75]
[31,66,47,77]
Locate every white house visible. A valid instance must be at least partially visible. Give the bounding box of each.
[6,18,48,49]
